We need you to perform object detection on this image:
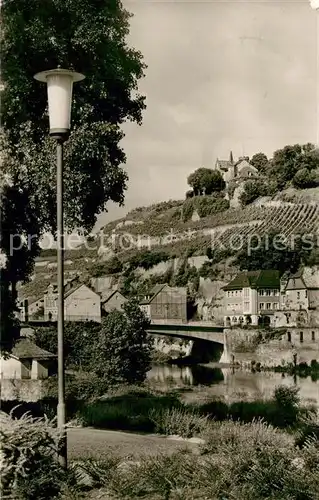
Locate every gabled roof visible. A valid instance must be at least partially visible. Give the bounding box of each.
[223,270,280,291]
[140,284,166,305]
[64,283,99,300]
[101,289,126,304]
[12,338,56,360]
[287,267,319,289]
[216,159,232,171]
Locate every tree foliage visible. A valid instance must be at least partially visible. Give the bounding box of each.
[1,0,146,350]
[269,143,318,191]
[34,300,153,385]
[90,299,153,384]
[250,152,269,174]
[33,322,101,369]
[2,0,146,233]
[182,195,229,222]
[187,168,225,196]
[292,168,319,189]
[234,230,312,276]
[240,180,268,206]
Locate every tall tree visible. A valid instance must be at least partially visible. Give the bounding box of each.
[187,168,225,195]
[2,0,146,232]
[250,152,269,174]
[1,0,146,348]
[91,299,153,384]
[269,143,318,190]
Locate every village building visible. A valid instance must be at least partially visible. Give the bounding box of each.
[222,270,281,327]
[44,277,101,322]
[281,267,319,311]
[102,290,128,314]
[214,153,259,188]
[139,284,187,323]
[0,338,56,380]
[274,267,319,328]
[18,297,44,321]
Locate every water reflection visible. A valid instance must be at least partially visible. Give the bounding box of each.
[147,364,319,406]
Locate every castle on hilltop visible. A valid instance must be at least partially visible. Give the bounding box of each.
[214,152,259,207]
[214,152,259,188]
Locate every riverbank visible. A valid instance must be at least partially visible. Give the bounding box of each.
[3,383,319,500]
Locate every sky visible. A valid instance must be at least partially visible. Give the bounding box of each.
[93,0,318,229]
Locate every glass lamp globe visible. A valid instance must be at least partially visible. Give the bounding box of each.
[34,68,85,137]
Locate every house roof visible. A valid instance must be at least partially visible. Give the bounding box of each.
[287,267,319,289]
[216,159,232,171]
[12,338,56,360]
[223,270,280,291]
[140,284,166,305]
[64,283,83,299]
[101,290,126,304]
[64,283,99,300]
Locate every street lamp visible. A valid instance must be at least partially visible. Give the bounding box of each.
[310,0,319,145]
[34,68,85,468]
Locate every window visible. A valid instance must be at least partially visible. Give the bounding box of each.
[266,290,271,296]
[287,332,291,342]
[274,290,279,296]
[273,303,278,310]
[244,302,250,310]
[259,303,265,310]
[244,288,249,298]
[312,331,315,341]
[305,290,308,298]
[259,290,265,296]
[266,303,272,310]
[300,331,303,343]
[297,292,300,300]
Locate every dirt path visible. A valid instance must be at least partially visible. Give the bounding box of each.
[67,428,198,460]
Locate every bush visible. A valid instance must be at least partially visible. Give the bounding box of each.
[90,256,123,277]
[149,406,209,438]
[128,250,169,270]
[293,167,319,189]
[0,411,66,499]
[200,419,293,455]
[240,180,268,206]
[78,390,182,432]
[182,196,229,222]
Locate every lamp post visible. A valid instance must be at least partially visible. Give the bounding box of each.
[310,0,319,145]
[34,68,85,468]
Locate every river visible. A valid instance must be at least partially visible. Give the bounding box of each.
[147,364,319,406]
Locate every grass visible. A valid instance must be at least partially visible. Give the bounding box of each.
[3,385,315,437]
[63,417,319,499]
[3,390,319,499]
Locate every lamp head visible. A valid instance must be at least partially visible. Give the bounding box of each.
[34,68,85,139]
[310,0,319,10]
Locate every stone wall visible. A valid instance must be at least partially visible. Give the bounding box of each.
[225,327,319,368]
[0,379,48,402]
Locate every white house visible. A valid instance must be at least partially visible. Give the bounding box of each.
[44,280,101,322]
[0,338,57,380]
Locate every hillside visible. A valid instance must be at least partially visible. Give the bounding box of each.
[19,188,318,306]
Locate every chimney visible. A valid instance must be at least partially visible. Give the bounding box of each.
[24,299,29,323]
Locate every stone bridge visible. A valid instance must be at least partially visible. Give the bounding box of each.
[147,321,229,363]
[22,319,229,362]
[147,321,225,344]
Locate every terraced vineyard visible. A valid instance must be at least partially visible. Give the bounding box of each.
[216,203,318,250]
[109,202,319,257]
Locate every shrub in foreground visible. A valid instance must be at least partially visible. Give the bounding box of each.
[0,410,66,499]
